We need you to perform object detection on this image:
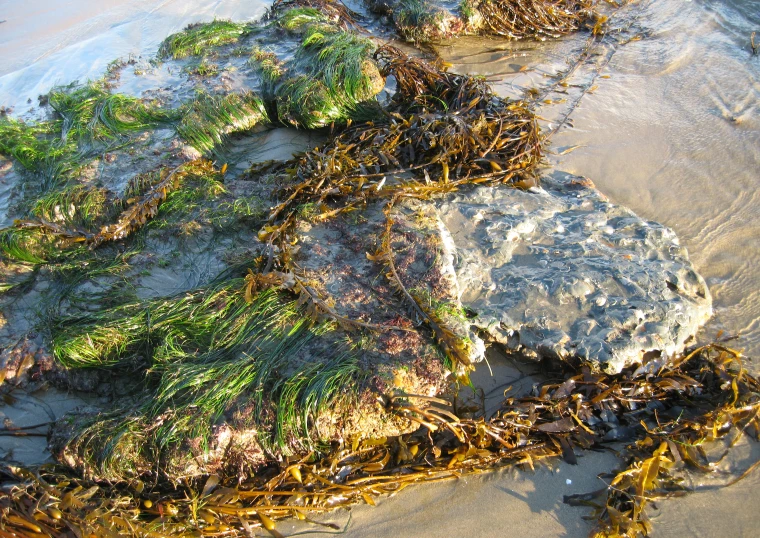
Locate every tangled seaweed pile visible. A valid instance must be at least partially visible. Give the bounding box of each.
[2,345,758,537]
[0,1,758,537]
[370,0,596,43]
[263,45,540,245]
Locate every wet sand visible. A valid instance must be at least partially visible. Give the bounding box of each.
[1,0,759,536]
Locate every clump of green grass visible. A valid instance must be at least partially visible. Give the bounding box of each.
[144,164,226,231]
[0,115,77,181]
[176,91,270,155]
[0,82,177,194]
[209,196,268,230]
[274,74,343,129]
[250,12,383,129]
[32,184,111,229]
[185,59,220,77]
[51,283,362,479]
[295,23,381,106]
[158,20,251,59]
[0,228,52,264]
[276,6,326,31]
[394,0,447,42]
[48,82,178,145]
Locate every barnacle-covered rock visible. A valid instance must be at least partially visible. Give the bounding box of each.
[432,174,712,373]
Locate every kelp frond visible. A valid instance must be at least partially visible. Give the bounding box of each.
[368,200,475,375]
[374,44,490,111]
[177,91,270,155]
[157,20,251,59]
[89,161,203,246]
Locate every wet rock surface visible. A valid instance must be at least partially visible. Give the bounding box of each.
[431,173,712,373]
[292,170,712,375]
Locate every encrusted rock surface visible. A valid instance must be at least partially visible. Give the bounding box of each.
[294,171,711,375]
[430,173,712,373]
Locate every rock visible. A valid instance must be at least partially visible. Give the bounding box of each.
[294,170,711,375]
[430,173,711,373]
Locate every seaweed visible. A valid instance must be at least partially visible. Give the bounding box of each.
[368,198,476,376]
[464,0,594,40]
[0,115,77,184]
[263,46,540,245]
[48,82,178,145]
[31,184,110,229]
[176,91,270,156]
[157,20,252,59]
[251,11,384,129]
[394,0,449,42]
[373,0,595,43]
[49,279,364,479]
[90,161,203,246]
[270,0,359,28]
[3,345,758,536]
[0,6,756,538]
[0,161,219,264]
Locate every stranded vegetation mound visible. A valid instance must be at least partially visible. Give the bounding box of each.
[0,1,757,537]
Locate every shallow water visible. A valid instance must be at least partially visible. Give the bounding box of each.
[554,0,760,366]
[1,0,759,535]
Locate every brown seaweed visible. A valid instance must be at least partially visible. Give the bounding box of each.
[262,46,541,247]
[468,0,595,40]
[0,161,215,257]
[1,345,757,537]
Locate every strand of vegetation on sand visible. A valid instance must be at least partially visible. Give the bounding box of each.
[0,1,758,537]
